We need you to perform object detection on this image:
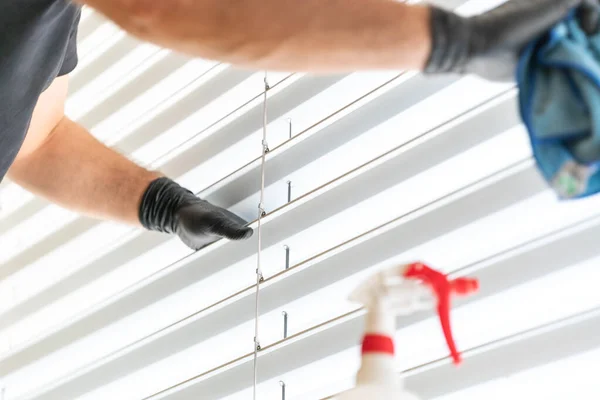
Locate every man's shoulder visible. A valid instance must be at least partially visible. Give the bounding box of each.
[0,0,80,107]
[0,0,80,183]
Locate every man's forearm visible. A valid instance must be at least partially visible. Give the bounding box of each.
[80,0,432,72]
[8,117,159,226]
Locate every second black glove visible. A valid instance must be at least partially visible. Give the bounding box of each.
[425,0,600,81]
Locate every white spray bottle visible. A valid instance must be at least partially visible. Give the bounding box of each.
[336,262,479,399]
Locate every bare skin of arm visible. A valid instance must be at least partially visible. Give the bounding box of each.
[8,76,159,226]
[78,0,432,73]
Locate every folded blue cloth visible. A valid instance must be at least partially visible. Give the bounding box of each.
[517,13,600,199]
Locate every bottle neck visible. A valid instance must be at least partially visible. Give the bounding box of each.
[356,310,399,386]
[364,308,395,336]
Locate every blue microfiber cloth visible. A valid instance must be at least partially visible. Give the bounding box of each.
[517,12,600,199]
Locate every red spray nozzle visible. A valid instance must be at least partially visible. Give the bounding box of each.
[451,277,480,296]
[402,262,479,366]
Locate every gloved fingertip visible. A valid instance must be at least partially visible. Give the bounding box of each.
[241,226,254,240]
[228,226,254,241]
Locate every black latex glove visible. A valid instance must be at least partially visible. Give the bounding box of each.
[139,177,253,250]
[425,0,600,81]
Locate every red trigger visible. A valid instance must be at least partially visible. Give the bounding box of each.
[402,262,479,366]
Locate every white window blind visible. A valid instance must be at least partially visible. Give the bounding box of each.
[0,0,599,399]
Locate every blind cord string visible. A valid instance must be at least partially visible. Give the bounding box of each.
[253,71,270,400]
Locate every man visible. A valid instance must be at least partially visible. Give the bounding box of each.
[2,0,598,251]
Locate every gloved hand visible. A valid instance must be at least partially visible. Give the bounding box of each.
[425,0,600,81]
[139,177,253,250]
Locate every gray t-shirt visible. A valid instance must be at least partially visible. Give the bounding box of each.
[0,0,81,182]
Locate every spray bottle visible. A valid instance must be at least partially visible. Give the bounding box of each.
[336,262,479,399]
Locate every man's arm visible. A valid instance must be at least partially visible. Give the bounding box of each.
[8,77,252,250]
[77,0,433,72]
[78,0,598,81]
[9,77,159,225]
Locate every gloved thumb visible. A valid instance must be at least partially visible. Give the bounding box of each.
[578,0,600,34]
